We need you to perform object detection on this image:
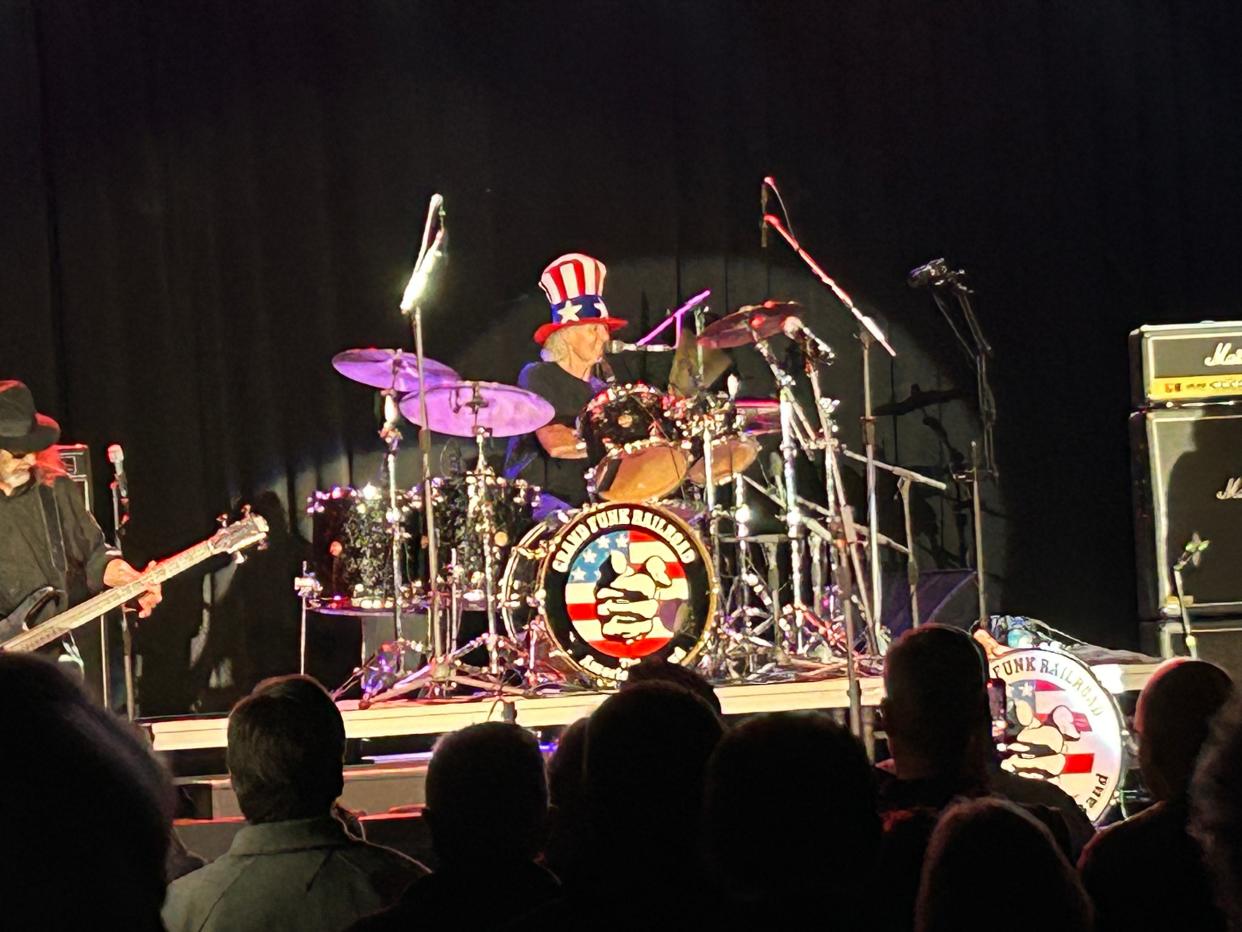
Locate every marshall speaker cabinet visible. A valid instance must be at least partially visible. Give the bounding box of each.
[1131,404,1242,619]
[1131,322,1242,626]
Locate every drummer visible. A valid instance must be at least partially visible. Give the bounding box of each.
[504,253,626,517]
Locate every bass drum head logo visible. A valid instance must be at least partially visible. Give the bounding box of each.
[543,503,714,684]
[990,647,1125,824]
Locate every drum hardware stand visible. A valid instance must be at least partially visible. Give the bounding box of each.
[367,387,526,704]
[293,562,321,674]
[761,210,897,655]
[836,445,948,629]
[749,334,813,659]
[958,440,988,629]
[380,384,410,667]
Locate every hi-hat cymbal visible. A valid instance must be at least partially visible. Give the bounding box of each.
[696,300,803,349]
[398,380,555,438]
[332,348,459,392]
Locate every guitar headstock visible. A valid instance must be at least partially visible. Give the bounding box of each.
[208,507,269,556]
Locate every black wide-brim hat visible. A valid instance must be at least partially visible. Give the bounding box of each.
[0,380,61,455]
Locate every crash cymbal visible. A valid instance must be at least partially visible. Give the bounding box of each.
[398,380,555,438]
[669,327,732,396]
[696,300,804,350]
[332,348,459,392]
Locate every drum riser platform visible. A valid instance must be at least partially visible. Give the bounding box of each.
[149,662,1157,753]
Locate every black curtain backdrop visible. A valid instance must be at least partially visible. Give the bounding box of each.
[3,1,1240,712]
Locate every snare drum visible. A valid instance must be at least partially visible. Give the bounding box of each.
[578,384,689,501]
[418,472,539,606]
[306,485,422,614]
[500,501,716,685]
[675,393,761,486]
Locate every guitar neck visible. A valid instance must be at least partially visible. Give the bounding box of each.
[2,539,218,654]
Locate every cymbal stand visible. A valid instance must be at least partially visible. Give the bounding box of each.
[762,211,897,655]
[470,419,506,679]
[803,356,864,733]
[380,379,409,666]
[693,305,725,588]
[750,335,811,658]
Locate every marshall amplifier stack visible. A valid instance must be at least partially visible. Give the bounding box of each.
[1131,322,1242,676]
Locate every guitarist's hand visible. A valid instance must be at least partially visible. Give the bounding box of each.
[103,559,163,618]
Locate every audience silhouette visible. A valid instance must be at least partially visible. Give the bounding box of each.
[350,721,559,931]
[0,653,173,931]
[543,716,589,885]
[1191,691,1242,931]
[875,625,1090,931]
[511,681,723,928]
[1079,658,1233,932]
[15,618,1242,932]
[704,711,879,929]
[162,675,425,931]
[915,797,1093,932]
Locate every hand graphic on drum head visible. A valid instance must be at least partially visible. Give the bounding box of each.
[595,552,673,642]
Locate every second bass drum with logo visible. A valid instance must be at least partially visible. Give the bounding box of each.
[499,501,717,685]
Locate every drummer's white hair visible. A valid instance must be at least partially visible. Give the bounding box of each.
[541,328,571,363]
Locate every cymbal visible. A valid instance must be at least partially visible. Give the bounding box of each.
[669,328,732,397]
[696,300,803,350]
[332,348,458,392]
[398,380,554,438]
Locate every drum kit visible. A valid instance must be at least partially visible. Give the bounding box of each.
[291,192,962,732]
[294,289,954,726]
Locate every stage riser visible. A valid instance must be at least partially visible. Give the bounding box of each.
[175,812,434,867]
[178,759,433,820]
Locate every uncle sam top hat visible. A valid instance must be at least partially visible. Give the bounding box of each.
[533,253,628,345]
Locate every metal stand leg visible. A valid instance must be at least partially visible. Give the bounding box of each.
[898,477,921,628]
[120,613,136,720]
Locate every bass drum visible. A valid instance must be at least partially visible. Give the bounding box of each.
[500,502,717,685]
[989,645,1127,825]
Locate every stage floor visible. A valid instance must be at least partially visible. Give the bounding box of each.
[146,659,1160,753]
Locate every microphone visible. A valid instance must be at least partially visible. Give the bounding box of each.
[761,182,769,249]
[907,257,950,288]
[399,194,446,312]
[781,316,836,362]
[605,340,676,354]
[106,444,128,500]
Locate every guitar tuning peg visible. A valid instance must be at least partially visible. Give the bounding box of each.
[217,513,229,527]
[234,552,247,565]
[241,504,252,517]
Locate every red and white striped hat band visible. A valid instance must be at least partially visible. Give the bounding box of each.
[534,252,627,344]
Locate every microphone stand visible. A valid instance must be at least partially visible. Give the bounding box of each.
[763,213,897,654]
[633,289,711,347]
[403,222,446,690]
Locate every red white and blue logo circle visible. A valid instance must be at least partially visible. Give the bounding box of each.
[543,503,714,683]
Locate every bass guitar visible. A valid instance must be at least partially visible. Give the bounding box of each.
[0,510,268,653]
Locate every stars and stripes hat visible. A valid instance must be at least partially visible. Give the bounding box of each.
[534,252,627,345]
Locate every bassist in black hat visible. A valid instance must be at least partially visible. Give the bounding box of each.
[0,380,161,657]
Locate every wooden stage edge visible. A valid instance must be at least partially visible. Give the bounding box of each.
[146,661,1160,753]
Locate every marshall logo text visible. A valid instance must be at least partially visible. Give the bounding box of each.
[1217,477,1242,500]
[1204,342,1242,367]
